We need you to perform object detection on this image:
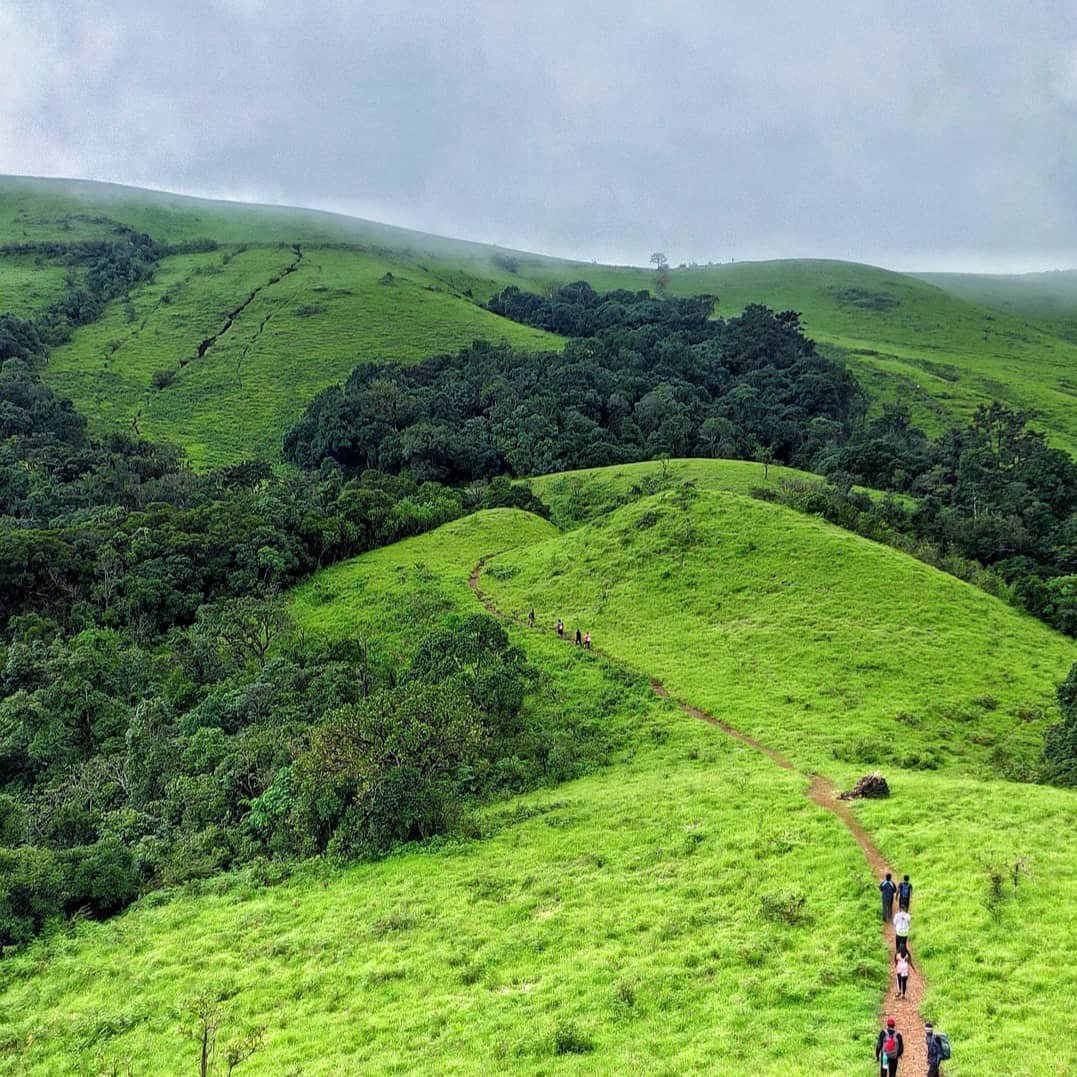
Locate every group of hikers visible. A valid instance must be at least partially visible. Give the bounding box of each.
[531,608,591,649]
[875,872,951,1076]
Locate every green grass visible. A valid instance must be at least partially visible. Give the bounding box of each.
[0,254,72,317]
[858,774,1077,1075]
[42,245,558,469]
[478,488,1077,1072]
[917,269,1077,343]
[4,177,1077,464]
[527,457,905,528]
[0,509,887,1074]
[484,488,1073,777]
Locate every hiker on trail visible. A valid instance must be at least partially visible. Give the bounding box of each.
[528,607,535,628]
[583,631,591,650]
[880,873,898,922]
[894,947,914,1000]
[874,1017,904,1077]
[556,619,564,638]
[897,874,912,912]
[575,627,582,646]
[892,909,910,955]
[925,1023,948,1076]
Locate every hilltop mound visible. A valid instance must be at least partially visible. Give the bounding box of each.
[482,487,1073,776]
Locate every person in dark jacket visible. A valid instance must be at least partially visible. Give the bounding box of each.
[575,627,582,646]
[874,1017,904,1076]
[879,872,898,922]
[897,874,912,912]
[926,1023,944,1076]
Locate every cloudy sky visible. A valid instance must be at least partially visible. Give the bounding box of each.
[2,0,1076,271]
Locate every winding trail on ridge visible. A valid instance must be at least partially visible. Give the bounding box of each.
[469,559,928,1071]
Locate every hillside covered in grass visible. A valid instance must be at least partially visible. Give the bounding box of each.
[4,176,1077,465]
[0,510,883,1075]
[6,491,1074,1073]
[484,487,1073,776]
[478,488,1077,1073]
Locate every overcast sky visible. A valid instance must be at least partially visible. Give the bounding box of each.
[2,1,1076,271]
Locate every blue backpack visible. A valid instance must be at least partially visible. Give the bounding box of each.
[934,1032,952,1060]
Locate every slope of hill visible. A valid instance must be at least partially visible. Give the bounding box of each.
[4,480,1074,1071]
[41,244,559,468]
[479,487,1077,1072]
[484,488,1072,776]
[3,177,1076,465]
[526,457,907,529]
[0,510,883,1074]
[917,268,1077,343]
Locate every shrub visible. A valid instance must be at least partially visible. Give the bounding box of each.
[552,1021,594,1055]
[759,889,809,926]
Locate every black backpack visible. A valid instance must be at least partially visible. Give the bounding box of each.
[935,1032,951,1060]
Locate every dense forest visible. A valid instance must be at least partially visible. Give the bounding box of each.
[2,265,1075,952]
[284,300,864,477]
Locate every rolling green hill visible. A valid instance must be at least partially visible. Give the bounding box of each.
[3,176,1076,466]
[5,489,1074,1072]
[479,487,1077,1073]
[917,268,1077,343]
[484,487,1072,776]
[0,510,883,1075]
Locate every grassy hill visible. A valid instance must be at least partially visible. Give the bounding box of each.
[5,489,1074,1072]
[526,457,906,529]
[484,488,1072,777]
[0,510,883,1074]
[479,487,1077,1073]
[917,268,1077,343]
[3,177,1077,465]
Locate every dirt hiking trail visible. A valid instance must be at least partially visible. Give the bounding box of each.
[469,561,928,1073]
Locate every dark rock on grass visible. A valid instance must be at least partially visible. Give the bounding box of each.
[839,772,890,800]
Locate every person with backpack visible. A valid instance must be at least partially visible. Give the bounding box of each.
[556,619,564,639]
[874,1017,904,1076]
[879,873,898,922]
[897,874,912,912]
[575,627,582,646]
[925,1022,950,1076]
[528,608,535,628]
[892,909,910,955]
[893,947,914,999]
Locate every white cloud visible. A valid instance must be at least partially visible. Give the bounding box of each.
[2,0,1076,270]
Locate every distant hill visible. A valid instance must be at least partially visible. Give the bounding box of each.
[916,267,1077,342]
[3,176,1076,465]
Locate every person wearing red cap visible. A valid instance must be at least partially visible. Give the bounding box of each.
[874,1017,904,1076]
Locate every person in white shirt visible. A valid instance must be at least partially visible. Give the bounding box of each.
[893,909,911,954]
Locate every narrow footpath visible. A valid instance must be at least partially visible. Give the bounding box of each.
[469,561,928,1073]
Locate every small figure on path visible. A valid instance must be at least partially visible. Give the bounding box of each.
[880,872,898,922]
[893,909,911,955]
[583,631,591,650]
[894,947,914,999]
[528,607,535,628]
[575,627,582,646]
[874,1017,904,1077]
[556,619,564,639]
[926,1022,949,1076]
[897,874,912,912]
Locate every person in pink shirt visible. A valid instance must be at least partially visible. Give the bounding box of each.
[894,948,914,999]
